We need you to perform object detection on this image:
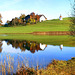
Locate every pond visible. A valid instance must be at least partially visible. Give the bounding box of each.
[0,39,75,73]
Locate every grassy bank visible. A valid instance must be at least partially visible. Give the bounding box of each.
[15,57,75,75]
[0,34,75,47]
[1,56,75,75]
[0,18,71,34]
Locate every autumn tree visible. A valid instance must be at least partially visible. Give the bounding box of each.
[0,14,3,26]
[19,14,25,24]
[20,14,25,19]
[7,14,26,26]
[12,19,16,26]
[6,20,10,24]
[11,17,19,26]
[18,19,23,24]
[14,17,19,25]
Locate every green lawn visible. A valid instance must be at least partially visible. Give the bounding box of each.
[0,34,75,47]
[0,18,71,34]
[0,18,74,47]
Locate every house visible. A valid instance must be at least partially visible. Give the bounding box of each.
[39,15,47,22]
[24,12,47,23]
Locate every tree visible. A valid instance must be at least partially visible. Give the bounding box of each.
[70,0,75,36]
[14,17,19,25]
[0,14,3,26]
[19,14,25,25]
[11,17,19,26]
[6,20,10,24]
[20,14,25,19]
[30,18,36,24]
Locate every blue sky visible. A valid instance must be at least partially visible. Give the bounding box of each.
[0,0,74,23]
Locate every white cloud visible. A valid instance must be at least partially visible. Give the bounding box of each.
[0,10,31,24]
[0,10,46,24]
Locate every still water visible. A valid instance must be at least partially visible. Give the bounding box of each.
[0,40,75,72]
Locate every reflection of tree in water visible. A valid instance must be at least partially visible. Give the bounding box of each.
[5,40,47,53]
[0,40,2,52]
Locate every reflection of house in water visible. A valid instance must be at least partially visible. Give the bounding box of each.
[40,43,47,50]
[5,40,47,53]
[0,40,2,52]
[60,44,63,50]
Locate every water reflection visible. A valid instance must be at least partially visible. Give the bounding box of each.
[0,40,2,52]
[2,40,47,53]
[0,40,69,53]
[60,44,63,50]
[0,39,75,74]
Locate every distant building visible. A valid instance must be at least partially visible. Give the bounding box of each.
[25,12,47,23]
[59,14,63,20]
[39,15,47,22]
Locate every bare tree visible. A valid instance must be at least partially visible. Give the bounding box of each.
[0,13,3,26]
[70,0,75,36]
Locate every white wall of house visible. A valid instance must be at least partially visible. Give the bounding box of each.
[40,43,47,50]
[40,16,46,22]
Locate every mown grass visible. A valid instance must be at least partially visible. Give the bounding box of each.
[0,17,72,34]
[0,34,75,47]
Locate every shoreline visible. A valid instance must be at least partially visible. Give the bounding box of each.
[0,31,75,35]
[32,31,75,35]
[1,57,74,75]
